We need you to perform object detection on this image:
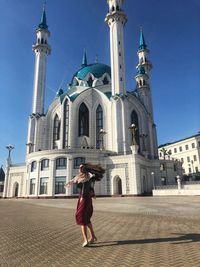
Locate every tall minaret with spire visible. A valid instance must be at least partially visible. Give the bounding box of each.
[135,28,153,116]
[27,6,51,154]
[105,0,127,96]
[32,5,51,115]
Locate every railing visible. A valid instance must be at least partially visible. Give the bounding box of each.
[155,184,177,190]
[183,181,200,185]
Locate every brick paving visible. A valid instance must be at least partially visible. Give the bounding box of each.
[0,198,200,267]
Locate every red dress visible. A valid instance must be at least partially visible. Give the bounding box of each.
[75,181,93,226]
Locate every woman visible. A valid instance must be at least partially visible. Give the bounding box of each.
[65,163,104,247]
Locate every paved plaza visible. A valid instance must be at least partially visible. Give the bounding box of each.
[0,196,200,267]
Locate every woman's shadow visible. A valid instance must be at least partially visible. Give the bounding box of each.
[88,233,200,248]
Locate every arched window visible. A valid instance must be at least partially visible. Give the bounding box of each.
[139,80,142,86]
[87,76,93,87]
[116,5,119,11]
[131,110,140,148]
[56,158,67,169]
[103,76,109,85]
[31,161,37,172]
[96,105,103,149]
[37,38,40,44]
[79,103,89,137]
[41,38,44,44]
[63,100,69,148]
[112,6,115,11]
[44,40,47,44]
[143,80,146,86]
[41,159,49,171]
[53,115,60,149]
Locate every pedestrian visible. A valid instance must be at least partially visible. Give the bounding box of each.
[65,163,105,247]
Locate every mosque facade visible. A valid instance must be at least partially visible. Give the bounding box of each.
[3,0,182,198]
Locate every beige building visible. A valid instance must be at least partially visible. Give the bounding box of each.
[158,133,200,178]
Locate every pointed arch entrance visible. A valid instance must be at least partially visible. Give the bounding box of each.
[13,182,19,197]
[113,176,122,195]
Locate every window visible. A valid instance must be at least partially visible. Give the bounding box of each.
[79,103,89,136]
[195,167,199,173]
[198,141,200,147]
[159,152,162,157]
[96,105,103,149]
[53,115,60,149]
[188,168,191,173]
[55,176,66,194]
[41,159,49,171]
[56,158,67,169]
[174,148,177,153]
[193,155,197,161]
[187,156,190,162]
[87,76,93,87]
[160,163,165,171]
[40,177,48,194]
[30,178,36,195]
[74,157,85,169]
[181,158,184,163]
[185,144,189,150]
[63,100,69,148]
[103,77,109,85]
[174,164,177,171]
[131,110,140,148]
[179,146,182,152]
[31,161,37,172]
[192,143,195,148]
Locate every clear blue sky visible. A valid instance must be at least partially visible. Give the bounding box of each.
[0,0,200,166]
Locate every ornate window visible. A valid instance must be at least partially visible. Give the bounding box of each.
[53,115,60,149]
[30,178,36,195]
[31,161,37,172]
[103,76,109,85]
[63,100,69,148]
[74,157,85,169]
[87,76,93,87]
[41,159,49,171]
[79,103,89,136]
[56,158,67,169]
[40,177,48,194]
[131,110,140,148]
[96,105,103,149]
[55,176,66,194]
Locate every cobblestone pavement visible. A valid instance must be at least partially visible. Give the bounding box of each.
[0,197,200,267]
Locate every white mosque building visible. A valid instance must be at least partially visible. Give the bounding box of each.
[3,0,182,198]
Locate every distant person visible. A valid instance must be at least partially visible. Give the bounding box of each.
[65,163,105,247]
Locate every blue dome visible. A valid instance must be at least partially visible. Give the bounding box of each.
[72,63,111,81]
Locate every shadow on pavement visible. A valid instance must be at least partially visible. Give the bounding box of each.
[88,233,200,247]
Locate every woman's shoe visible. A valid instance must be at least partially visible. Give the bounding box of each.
[82,240,88,247]
[89,236,97,244]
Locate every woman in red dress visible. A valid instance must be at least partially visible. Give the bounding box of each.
[65,164,100,247]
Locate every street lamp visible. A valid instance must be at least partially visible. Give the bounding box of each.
[6,145,14,159]
[99,129,106,150]
[151,171,155,189]
[129,124,138,145]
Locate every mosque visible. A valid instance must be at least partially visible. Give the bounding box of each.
[3,0,182,198]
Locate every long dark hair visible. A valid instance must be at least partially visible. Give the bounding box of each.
[82,163,105,181]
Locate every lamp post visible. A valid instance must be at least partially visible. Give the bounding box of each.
[6,145,14,160]
[129,124,137,145]
[151,171,155,190]
[99,129,106,150]
[176,175,181,190]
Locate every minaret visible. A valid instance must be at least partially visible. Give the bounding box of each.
[32,6,51,115]
[135,28,153,116]
[105,0,127,96]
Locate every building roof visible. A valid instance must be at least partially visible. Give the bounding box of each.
[0,166,5,182]
[158,132,200,148]
[72,63,111,82]
[139,28,147,50]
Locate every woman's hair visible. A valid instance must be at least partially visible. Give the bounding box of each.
[81,163,105,181]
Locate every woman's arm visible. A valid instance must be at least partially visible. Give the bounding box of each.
[64,177,76,188]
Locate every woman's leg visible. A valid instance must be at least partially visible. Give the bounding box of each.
[81,225,88,242]
[87,222,97,241]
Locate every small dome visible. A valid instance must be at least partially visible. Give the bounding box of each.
[72,63,111,83]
